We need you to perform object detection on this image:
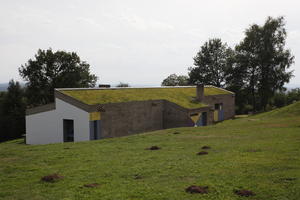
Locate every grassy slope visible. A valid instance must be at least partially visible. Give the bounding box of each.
[0,102,300,200]
[61,87,230,109]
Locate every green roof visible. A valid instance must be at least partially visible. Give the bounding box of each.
[60,87,231,109]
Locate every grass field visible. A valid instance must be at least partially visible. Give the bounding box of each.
[0,102,300,200]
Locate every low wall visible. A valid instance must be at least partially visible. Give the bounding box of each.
[100,100,164,138]
[203,94,235,120]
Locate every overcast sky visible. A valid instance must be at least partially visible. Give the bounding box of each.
[0,0,299,87]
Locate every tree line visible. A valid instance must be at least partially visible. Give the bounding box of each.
[0,16,298,142]
[0,49,98,142]
[162,16,296,113]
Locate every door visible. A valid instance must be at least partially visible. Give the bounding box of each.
[90,120,101,140]
[63,119,74,142]
[202,112,207,126]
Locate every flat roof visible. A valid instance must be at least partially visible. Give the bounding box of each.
[58,86,232,109]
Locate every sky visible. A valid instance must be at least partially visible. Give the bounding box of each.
[0,0,299,87]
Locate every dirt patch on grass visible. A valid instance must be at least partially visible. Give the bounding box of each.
[41,174,64,182]
[147,146,161,150]
[197,151,208,155]
[173,132,180,135]
[234,189,255,197]
[201,146,211,149]
[133,174,143,179]
[84,183,100,188]
[185,185,209,194]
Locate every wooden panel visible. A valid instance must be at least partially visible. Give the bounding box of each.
[214,110,219,121]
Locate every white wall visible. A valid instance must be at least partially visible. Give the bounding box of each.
[26,109,60,144]
[26,98,90,145]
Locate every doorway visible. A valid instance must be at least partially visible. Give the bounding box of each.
[63,119,74,142]
[90,120,101,140]
[202,112,207,126]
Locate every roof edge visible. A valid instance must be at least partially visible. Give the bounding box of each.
[26,103,55,116]
[55,86,198,91]
[54,90,93,112]
[55,85,234,94]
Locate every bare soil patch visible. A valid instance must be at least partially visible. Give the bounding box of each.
[133,174,143,179]
[197,151,208,155]
[41,173,64,182]
[84,183,100,188]
[173,132,180,135]
[234,189,255,197]
[147,146,161,150]
[201,146,211,149]
[185,185,209,194]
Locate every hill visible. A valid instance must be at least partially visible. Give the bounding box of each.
[0,83,8,91]
[0,102,300,199]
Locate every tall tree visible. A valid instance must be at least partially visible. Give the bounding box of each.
[233,16,294,110]
[188,38,232,87]
[19,49,98,106]
[0,80,26,142]
[161,74,189,86]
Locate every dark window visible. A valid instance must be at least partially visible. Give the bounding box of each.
[215,104,220,110]
[63,119,74,142]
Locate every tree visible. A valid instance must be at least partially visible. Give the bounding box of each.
[188,38,232,87]
[19,49,98,106]
[116,82,130,87]
[161,74,189,86]
[0,80,26,142]
[232,17,294,111]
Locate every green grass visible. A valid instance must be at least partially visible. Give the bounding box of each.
[60,87,231,109]
[1,102,300,200]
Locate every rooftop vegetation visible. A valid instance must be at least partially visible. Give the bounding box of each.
[60,87,231,108]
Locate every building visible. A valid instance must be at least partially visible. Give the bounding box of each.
[25,85,235,144]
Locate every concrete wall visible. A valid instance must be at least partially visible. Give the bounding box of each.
[99,99,216,138]
[163,101,194,129]
[26,109,60,144]
[55,98,90,142]
[203,94,235,120]
[100,100,164,138]
[26,98,90,144]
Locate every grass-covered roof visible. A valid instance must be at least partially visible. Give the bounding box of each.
[59,87,231,109]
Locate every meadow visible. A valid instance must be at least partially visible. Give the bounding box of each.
[0,102,300,200]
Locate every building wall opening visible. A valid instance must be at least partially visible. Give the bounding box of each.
[63,119,74,142]
[90,120,101,140]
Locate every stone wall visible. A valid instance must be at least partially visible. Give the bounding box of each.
[99,93,234,138]
[162,101,193,129]
[100,100,164,138]
[203,93,235,120]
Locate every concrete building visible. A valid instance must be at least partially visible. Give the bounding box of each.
[26,85,235,144]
